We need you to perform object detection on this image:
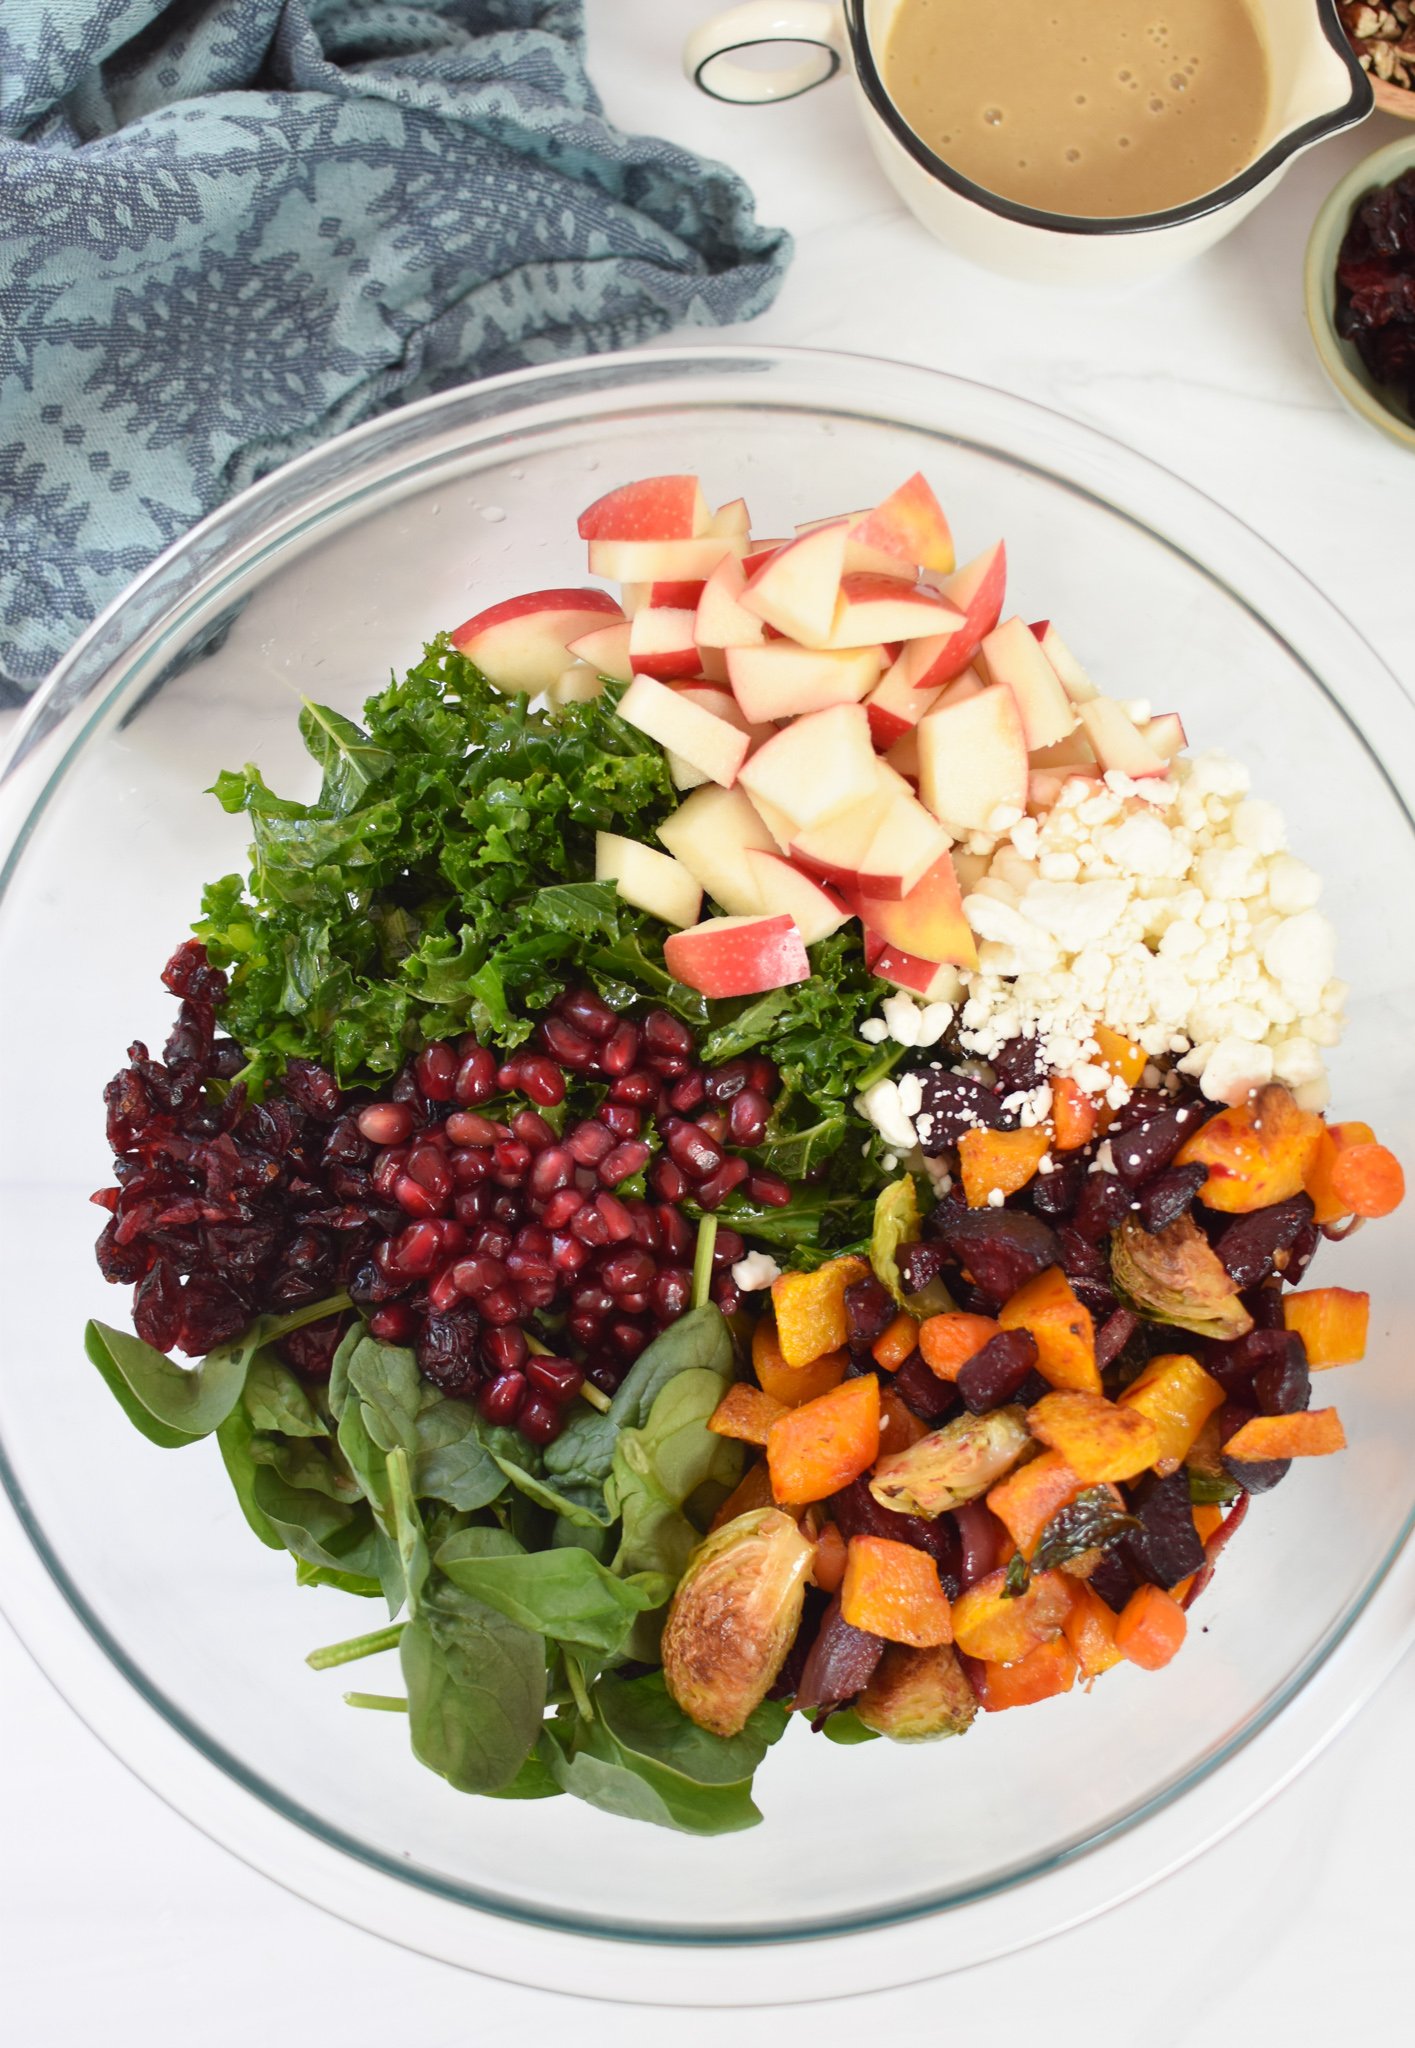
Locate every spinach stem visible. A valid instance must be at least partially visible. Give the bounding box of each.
[577,1379,612,1414]
[343,1692,409,1713]
[691,1215,718,1311]
[306,1621,405,1671]
[564,1653,594,1722]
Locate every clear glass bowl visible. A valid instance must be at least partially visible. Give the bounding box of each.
[2,348,1413,1997]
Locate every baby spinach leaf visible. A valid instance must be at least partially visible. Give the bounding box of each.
[413,1397,507,1512]
[242,1353,328,1438]
[609,1366,743,1580]
[251,1465,387,1584]
[249,1434,363,1503]
[597,1671,787,1782]
[436,1532,672,1654]
[484,1740,563,1802]
[820,1708,881,1745]
[214,1403,285,1550]
[542,1720,762,1836]
[545,1305,734,1496]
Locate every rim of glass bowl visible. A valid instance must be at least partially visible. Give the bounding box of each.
[2,346,1414,1960]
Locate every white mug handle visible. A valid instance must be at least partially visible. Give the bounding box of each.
[683,2,844,105]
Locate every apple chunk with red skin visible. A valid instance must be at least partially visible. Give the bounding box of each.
[738,701,879,833]
[595,833,702,928]
[844,851,978,969]
[850,471,956,576]
[657,783,778,916]
[825,574,963,650]
[977,617,1076,750]
[865,652,943,748]
[854,790,952,900]
[1076,697,1170,777]
[628,604,700,681]
[917,682,1028,834]
[739,520,847,646]
[618,673,749,786]
[588,536,738,583]
[664,914,811,998]
[1143,712,1186,762]
[695,555,766,651]
[908,541,1008,690]
[726,641,882,722]
[868,939,965,1004]
[1028,621,1097,703]
[451,588,623,694]
[578,475,708,541]
[567,618,633,684]
[743,851,850,944]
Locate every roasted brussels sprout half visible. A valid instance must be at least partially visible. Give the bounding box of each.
[661,1508,814,1738]
[869,1406,1031,1519]
[856,1642,978,1742]
[1111,1214,1254,1342]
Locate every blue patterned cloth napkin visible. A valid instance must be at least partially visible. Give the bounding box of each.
[0,1,791,701]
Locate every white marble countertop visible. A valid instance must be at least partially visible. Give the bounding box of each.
[4,1,1414,2038]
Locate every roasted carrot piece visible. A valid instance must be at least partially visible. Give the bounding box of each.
[872,1312,921,1372]
[1330,1141,1405,1219]
[1119,1352,1225,1474]
[709,1457,776,1531]
[709,1382,786,1447]
[878,1384,930,1456]
[766,1372,881,1506]
[1192,1502,1225,1546]
[1026,1389,1160,1484]
[971,1636,1078,1710]
[840,1534,953,1647]
[1093,1024,1147,1090]
[1303,1120,1375,1224]
[918,1311,1001,1381]
[812,1519,849,1595]
[959,1125,1050,1208]
[771,1256,870,1367]
[1062,1581,1123,1680]
[751,1317,848,1407]
[997,1266,1099,1394]
[1175,1083,1323,1214]
[1223,1408,1346,1462]
[986,1448,1084,1559]
[1114,1584,1187,1670]
[1282,1287,1369,1368]
[951,1565,1073,1664]
[1051,1074,1099,1151]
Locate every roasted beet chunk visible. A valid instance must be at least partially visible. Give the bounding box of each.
[957,1328,1040,1413]
[934,1206,1062,1309]
[830,1476,961,1591]
[911,1068,1005,1153]
[1220,1402,1291,1496]
[1121,1469,1205,1591]
[896,1240,946,1296]
[990,1033,1046,1093]
[1254,1333,1311,1416]
[1087,1547,1139,1614]
[1030,1153,1085,1219]
[891,1351,962,1423]
[843,1274,895,1344]
[1095,1307,1140,1372]
[1071,1170,1132,1241]
[1138,1164,1208,1234]
[793,1596,885,1719]
[1203,1326,1294,1398]
[1212,1195,1315,1290]
[1110,1105,1199,1188]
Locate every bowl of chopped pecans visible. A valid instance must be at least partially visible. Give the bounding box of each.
[1339,3,1415,111]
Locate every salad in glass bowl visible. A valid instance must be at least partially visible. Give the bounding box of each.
[84,469,1405,1831]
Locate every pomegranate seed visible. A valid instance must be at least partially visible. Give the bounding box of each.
[748,1170,793,1208]
[415,1043,459,1101]
[451,1146,492,1186]
[572,1283,616,1318]
[507,1247,555,1288]
[367,1304,414,1343]
[527,1356,583,1402]
[649,1155,688,1203]
[599,1139,651,1187]
[570,1310,607,1348]
[357,1103,414,1146]
[704,1059,751,1104]
[528,1146,573,1201]
[668,1071,706,1113]
[406,1145,452,1199]
[427,1263,463,1312]
[539,1017,595,1069]
[599,1022,640,1076]
[559,988,618,1040]
[695,1157,750,1209]
[454,1188,490,1226]
[483,1326,528,1373]
[540,1184,585,1227]
[550,1231,587,1274]
[712,1275,742,1315]
[595,1191,636,1241]
[511,1108,555,1152]
[567,1119,615,1166]
[513,1222,551,1257]
[747,1056,779,1097]
[609,1318,652,1360]
[453,1048,497,1104]
[664,1118,723,1180]
[489,1192,523,1225]
[446,1110,500,1146]
[496,1060,523,1092]
[395,1172,444,1217]
[652,1267,692,1319]
[452,1254,506,1298]
[515,1054,566,1106]
[656,1205,693,1262]
[570,1201,610,1247]
[728,1088,770,1147]
[516,1275,557,1310]
[387,1222,441,1277]
[626,1199,661,1252]
[609,1068,657,1106]
[616,1290,652,1315]
[480,1286,520,1324]
[602,1246,654,1295]
[584,1354,622,1393]
[474,1223,513,1260]
[712,1227,746,1268]
[518,1393,563,1445]
[598,1103,642,1140]
[492,1139,532,1184]
[372,1146,408,1197]
[479,1371,527,1425]
[695,1108,729,1144]
[643,1009,694,1059]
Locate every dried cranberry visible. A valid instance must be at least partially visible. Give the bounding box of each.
[279,1312,349,1380]
[133,1258,184,1353]
[416,1310,482,1394]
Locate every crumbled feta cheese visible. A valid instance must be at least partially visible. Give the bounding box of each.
[916,1001,954,1046]
[731,1251,781,1292]
[987,1187,1006,1208]
[896,1072,924,1119]
[1198,1035,1275,1105]
[857,1078,917,1152]
[880,993,922,1046]
[859,1017,888,1045]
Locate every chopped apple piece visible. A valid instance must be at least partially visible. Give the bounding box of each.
[694,555,766,651]
[578,475,709,541]
[451,588,624,694]
[932,664,986,710]
[1076,697,1170,777]
[826,573,963,649]
[798,511,917,580]
[851,471,956,576]
[738,702,878,832]
[618,673,749,786]
[1143,712,1187,762]
[917,683,1028,834]
[978,617,1077,750]
[628,604,700,681]
[1029,621,1098,703]
[905,540,1007,689]
[855,791,952,900]
[1028,766,1102,815]
[743,851,850,944]
[739,521,848,646]
[657,784,778,916]
[1029,732,1096,769]
[550,664,605,707]
[595,833,703,928]
[844,852,978,969]
[567,618,633,683]
[865,652,944,748]
[726,642,883,723]
[870,944,965,1003]
[884,729,921,783]
[709,496,751,538]
[663,686,772,795]
[666,753,709,792]
[790,784,895,888]
[588,536,738,583]
[697,645,730,685]
[664,914,811,998]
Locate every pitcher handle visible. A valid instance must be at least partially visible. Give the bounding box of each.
[683,2,844,105]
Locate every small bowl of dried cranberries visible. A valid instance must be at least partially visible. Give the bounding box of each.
[1305,133,1415,450]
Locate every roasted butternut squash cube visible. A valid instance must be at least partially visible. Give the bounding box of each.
[1176,1084,1322,1214]
[1119,1352,1225,1474]
[1027,1389,1160,1483]
[997,1265,1099,1394]
[1282,1287,1369,1368]
[766,1371,880,1505]
[840,1535,953,1648]
[771,1256,870,1368]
